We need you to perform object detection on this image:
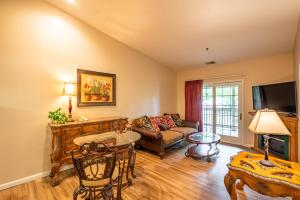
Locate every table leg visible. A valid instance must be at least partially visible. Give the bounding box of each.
[185,143,191,157]
[49,162,62,186]
[224,172,237,200]
[293,192,300,200]
[236,180,245,190]
[207,144,213,162]
[130,148,137,178]
[215,141,220,157]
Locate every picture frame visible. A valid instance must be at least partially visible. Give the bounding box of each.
[77,69,116,107]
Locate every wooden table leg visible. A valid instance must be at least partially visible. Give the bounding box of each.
[224,172,237,200]
[236,180,245,190]
[293,192,300,200]
[49,162,62,186]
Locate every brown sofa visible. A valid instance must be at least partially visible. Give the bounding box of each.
[133,119,199,159]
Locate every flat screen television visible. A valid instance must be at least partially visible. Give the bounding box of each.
[252,81,297,114]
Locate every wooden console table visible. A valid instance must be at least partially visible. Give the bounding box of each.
[224,152,300,200]
[48,116,127,186]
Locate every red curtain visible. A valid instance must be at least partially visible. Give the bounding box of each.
[185,80,203,132]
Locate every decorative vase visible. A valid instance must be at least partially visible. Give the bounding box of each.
[101,96,110,101]
[84,94,91,101]
[91,94,101,101]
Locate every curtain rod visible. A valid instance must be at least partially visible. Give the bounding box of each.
[186,74,245,82]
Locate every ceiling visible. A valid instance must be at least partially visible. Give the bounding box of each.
[45,0,300,69]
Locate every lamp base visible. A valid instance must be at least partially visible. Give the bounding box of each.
[260,159,275,167]
[67,118,74,122]
[67,114,74,122]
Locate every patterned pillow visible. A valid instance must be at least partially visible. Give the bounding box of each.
[135,115,153,130]
[161,115,176,128]
[149,116,163,132]
[158,124,169,131]
[171,113,184,127]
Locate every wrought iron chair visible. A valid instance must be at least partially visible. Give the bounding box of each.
[72,142,120,200]
[114,144,134,191]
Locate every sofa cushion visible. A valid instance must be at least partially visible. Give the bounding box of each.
[170,127,198,136]
[161,130,183,145]
[165,113,184,127]
[135,115,154,130]
[161,115,176,128]
[149,116,163,132]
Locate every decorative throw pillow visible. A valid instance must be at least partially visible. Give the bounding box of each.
[149,116,163,132]
[158,124,169,131]
[161,115,176,128]
[171,113,184,127]
[135,115,154,130]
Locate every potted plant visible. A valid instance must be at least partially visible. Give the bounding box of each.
[48,108,68,124]
[102,91,110,101]
[83,83,92,101]
[91,79,103,101]
[101,81,111,101]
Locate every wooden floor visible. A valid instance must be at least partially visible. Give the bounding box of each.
[0,144,291,200]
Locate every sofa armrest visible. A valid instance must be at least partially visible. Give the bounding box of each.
[183,120,199,130]
[132,127,162,139]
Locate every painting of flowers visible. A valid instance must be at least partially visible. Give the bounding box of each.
[77,69,116,106]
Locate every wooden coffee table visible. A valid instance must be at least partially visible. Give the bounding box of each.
[185,132,221,161]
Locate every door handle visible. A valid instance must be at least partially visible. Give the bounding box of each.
[239,113,242,120]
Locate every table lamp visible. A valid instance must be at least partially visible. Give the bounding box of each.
[63,82,76,122]
[249,108,291,167]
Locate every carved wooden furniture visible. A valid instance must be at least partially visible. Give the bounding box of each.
[185,132,221,161]
[249,112,298,162]
[224,152,300,200]
[48,117,127,186]
[71,142,118,200]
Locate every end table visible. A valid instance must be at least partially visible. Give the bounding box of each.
[224,152,300,200]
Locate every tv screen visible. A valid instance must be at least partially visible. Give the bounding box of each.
[252,81,297,114]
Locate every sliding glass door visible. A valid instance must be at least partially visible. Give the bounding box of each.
[202,81,243,145]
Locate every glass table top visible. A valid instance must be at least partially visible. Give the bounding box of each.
[187,132,221,144]
[73,131,141,147]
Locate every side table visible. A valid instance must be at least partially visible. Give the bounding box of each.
[224,152,300,200]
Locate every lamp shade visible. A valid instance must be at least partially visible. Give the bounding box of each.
[63,82,76,96]
[249,109,291,135]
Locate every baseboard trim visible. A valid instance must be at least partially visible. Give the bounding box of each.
[243,144,254,148]
[0,165,73,191]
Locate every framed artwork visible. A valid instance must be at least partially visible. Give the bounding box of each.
[77,69,116,107]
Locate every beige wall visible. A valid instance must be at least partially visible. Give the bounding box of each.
[0,0,176,185]
[177,54,294,146]
[293,15,300,161]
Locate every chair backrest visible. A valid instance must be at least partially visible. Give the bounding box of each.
[72,142,117,186]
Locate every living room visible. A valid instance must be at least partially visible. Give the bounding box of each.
[1,0,300,199]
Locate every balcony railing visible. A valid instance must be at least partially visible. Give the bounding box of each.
[202,106,239,136]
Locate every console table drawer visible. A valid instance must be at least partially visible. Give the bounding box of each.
[62,127,82,139]
[100,122,111,131]
[82,124,100,133]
